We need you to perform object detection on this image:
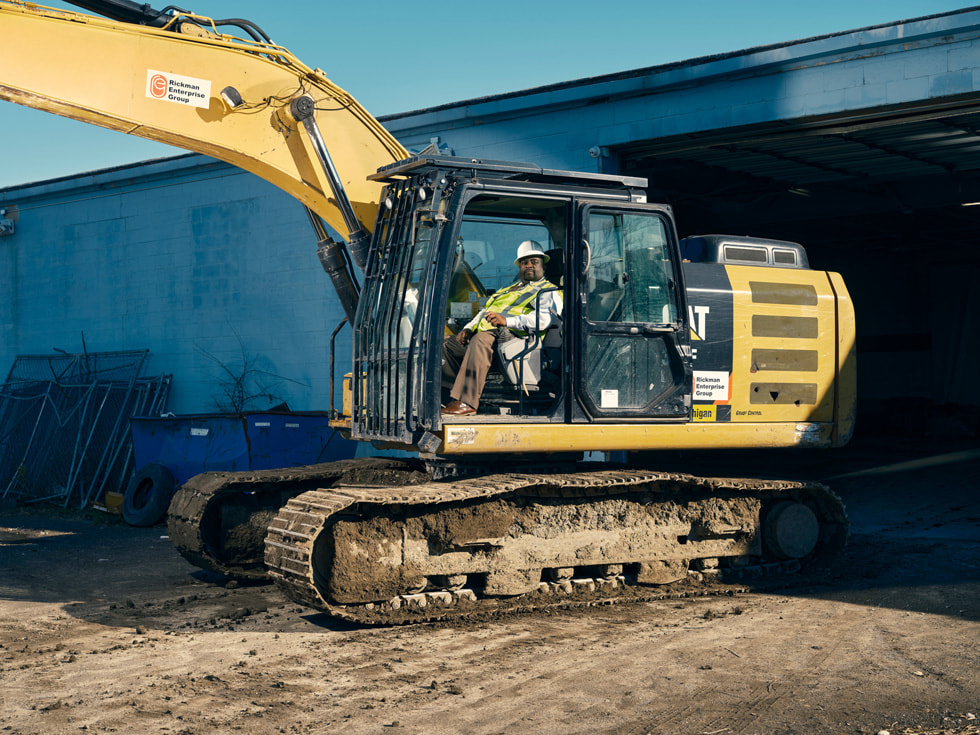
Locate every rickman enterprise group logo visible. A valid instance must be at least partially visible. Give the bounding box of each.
[145,69,212,109]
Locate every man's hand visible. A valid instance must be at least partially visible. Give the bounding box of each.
[455,328,473,346]
[485,311,507,327]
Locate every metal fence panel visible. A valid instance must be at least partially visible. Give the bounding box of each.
[0,350,171,507]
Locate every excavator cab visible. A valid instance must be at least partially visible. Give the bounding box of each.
[348,156,691,452]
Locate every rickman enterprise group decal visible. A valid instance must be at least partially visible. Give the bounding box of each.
[683,263,735,423]
[146,69,211,109]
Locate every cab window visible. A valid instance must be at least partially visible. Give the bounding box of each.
[587,211,678,324]
[448,194,565,327]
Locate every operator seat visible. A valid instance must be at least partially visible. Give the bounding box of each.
[544,247,564,286]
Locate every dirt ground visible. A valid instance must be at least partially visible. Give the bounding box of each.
[1,436,978,735]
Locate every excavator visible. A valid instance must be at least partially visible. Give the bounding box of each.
[1,0,855,624]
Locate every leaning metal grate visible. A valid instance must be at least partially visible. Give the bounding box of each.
[0,350,171,508]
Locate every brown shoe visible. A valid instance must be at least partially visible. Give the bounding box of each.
[442,400,476,416]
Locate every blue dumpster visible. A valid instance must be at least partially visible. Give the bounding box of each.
[130,411,356,485]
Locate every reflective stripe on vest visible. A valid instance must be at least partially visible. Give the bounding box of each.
[475,278,558,334]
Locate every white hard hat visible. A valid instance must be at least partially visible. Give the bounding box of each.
[514,240,550,266]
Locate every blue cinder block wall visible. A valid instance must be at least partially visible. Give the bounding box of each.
[0,156,347,413]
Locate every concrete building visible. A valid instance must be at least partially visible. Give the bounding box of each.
[2,8,978,435]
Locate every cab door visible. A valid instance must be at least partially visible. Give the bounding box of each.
[573,203,691,420]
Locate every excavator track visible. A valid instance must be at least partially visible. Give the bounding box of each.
[264,467,848,625]
[166,457,432,579]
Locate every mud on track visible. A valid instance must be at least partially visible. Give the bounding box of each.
[1,437,978,735]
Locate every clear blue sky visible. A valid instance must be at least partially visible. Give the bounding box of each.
[0,0,972,188]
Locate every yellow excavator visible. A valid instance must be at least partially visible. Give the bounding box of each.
[1,0,855,623]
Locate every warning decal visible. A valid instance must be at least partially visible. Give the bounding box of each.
[146,69,211,108]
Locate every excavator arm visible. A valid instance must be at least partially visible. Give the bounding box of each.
[0,0,408,249]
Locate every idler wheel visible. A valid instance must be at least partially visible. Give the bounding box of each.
[764,501,820,559]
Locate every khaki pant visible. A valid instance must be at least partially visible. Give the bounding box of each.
[442,328,515,409]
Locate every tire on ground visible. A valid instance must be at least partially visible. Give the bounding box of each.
[122,462,176,527]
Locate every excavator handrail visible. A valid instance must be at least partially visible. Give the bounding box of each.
[0,0,409,244]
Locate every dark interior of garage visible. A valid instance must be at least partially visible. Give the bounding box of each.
[621,99,980,439]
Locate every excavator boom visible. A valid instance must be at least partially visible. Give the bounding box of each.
[0,0,408,244]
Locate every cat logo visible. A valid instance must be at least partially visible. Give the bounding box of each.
[688,305,709,340]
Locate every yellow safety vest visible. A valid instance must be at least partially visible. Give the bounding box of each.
[474,278,558,335]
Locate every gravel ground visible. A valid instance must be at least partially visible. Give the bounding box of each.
[1,436,977,734]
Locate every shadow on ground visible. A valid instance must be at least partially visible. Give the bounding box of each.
[1,436,977,629]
